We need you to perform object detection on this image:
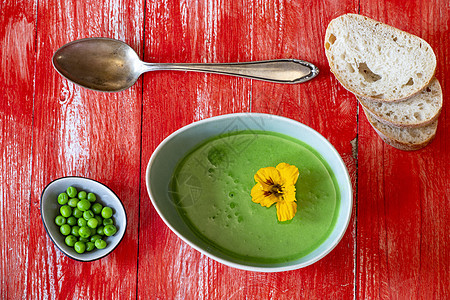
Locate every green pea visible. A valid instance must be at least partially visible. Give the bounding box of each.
[87,218,98,229]
[67,186,77,198]
[95,215,102,225]
[60,224,71,236]
[87,192,96,202]
[72,207,83,218]
[103,224,117,236]
[83,210,94,220]
[86,242,95,252]
[68,198,79,208]
[55,215,66,226]
[94,239,107,249]
[57,192,69,205]
[78,226,91,238]
[101,207,113,219]
[77,199,91,212]
[79,237,89,243]
[90,234,102,243]
[65,235,77,247]
[60,205,72,218]
[77,218,87,227]
[91,203,103,215]
[71,225,80,237]
[96,226,105,236]
[74,241,86,253]
[78,191,87,199]
[103,218,113,226]
[67,216,77,226]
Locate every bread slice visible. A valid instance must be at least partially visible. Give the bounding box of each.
[325,14,436,102]
[358,78,442,128]
[363,108,438,151]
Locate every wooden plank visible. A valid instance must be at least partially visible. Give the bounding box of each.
[250,1,358,298]
[25,0,144,298]
[138,0,253,298]
[357,1,450,298]
[0,1,36,299]
[138,0,358,299]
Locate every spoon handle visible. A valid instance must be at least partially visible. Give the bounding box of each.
[141,59,319,84]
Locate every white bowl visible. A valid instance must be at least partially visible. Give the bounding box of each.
[146,113,352,272]
[41,176,127,261]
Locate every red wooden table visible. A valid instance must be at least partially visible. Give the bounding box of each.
[1,0,448,299]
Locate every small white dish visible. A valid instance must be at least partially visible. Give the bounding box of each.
[146,113,352,272]
[41,176,127,261]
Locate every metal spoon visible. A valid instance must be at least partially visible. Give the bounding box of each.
[52,37,319,92]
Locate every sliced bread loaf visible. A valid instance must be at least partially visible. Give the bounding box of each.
[358,78,442,128]
[324,14,436,102]
[363,108,438,151]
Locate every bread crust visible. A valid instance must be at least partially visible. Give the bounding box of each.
[324,14,437,102]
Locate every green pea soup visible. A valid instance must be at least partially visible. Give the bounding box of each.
[170,130,340,263]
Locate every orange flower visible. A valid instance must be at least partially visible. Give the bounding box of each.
[251,163,299,221]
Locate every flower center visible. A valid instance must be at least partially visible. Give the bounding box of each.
[270,184,284,197]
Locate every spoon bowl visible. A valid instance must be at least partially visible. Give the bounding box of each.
[53,38,319,92]
[53,38,142,92]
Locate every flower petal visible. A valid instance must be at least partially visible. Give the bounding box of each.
[276,163,299,186]
[251,184,277,207]
[282,188,297,203]
[276,200,297,222]
[254,166,281,189]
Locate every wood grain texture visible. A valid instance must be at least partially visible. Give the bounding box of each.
[357,0,450,299]
[0,1,36,298]
[138,0,253,299]
[1,0,449,299]
[251,1,358,298]
[22,0,144,298]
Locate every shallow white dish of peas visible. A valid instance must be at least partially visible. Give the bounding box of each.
[41,176,127,261]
